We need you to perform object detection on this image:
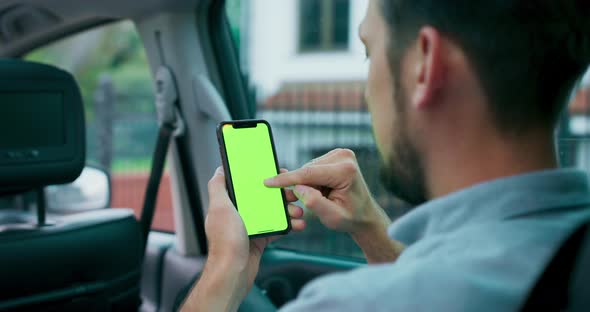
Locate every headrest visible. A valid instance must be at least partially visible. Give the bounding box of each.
[0,59,85,192]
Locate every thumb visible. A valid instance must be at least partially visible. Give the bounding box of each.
[208,166,231,208]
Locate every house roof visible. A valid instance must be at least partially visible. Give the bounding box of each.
[262,80,590,117]
[262,81,367,112]
[570,87,590,115]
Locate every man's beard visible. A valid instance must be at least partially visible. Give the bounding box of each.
[379,79,428,206]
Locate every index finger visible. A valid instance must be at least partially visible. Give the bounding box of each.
[264,164,341,188]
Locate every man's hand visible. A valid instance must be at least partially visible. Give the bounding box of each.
[181,167,305,312]
[265,148,404,263]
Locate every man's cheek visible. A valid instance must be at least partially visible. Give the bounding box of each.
[371,113,393,161]
[365,80,383,114]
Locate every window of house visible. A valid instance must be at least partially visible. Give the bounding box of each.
[299,0,351,52]
[25,20,175,232]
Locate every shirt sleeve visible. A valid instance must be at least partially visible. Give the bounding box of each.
[277,260,454,312]
[277,259,515,312]
[279,206,590,311]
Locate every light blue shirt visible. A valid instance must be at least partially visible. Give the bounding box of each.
[280,169,590,311]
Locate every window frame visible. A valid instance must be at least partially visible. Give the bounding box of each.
[208,0,255,120]
[218,0,374,259]
[19,20,180,234]
[297,0,351,54]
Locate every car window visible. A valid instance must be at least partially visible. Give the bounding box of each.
[227,1,590,259]
[559,69,590,170]
[226,0,409,259]
[25,21,175,232]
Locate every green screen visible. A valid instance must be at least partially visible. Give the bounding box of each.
[222,123,288,236]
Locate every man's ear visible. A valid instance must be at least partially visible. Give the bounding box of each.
[411,26,444,110]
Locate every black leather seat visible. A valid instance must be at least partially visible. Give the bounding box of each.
[0,59,142,311]
[0,210,142,311]
[521,221,590,311]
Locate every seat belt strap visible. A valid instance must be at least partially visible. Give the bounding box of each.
[140,66,185,251]
[521,223,589,311]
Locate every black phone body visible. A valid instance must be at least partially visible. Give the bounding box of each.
[216,119,291,238]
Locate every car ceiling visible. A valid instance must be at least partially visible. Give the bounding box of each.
[0,0,201,56]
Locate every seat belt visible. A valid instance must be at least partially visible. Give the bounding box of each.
[140,66,185,251]
[521,223,589,311]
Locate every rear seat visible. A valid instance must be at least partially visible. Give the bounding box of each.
[0,59,143,311]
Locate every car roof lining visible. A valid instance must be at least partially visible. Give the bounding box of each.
[0,0,201,57]
[1,18,115,57]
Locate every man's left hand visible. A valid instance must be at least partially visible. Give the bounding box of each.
[181,167,305,312]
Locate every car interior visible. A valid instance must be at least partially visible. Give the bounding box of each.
[0,59,142,311]
[0,0,588,311]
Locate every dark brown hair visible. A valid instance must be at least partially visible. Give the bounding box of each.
[380,0,590,133]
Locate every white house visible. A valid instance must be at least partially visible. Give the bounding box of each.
[244,0,368,97]
[241,0,374,170]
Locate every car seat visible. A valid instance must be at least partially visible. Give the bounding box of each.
[0,59,142,311]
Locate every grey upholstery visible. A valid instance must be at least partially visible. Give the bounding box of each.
[141,233,175,312]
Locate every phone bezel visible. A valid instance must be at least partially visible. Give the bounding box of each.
[216,119,292,239]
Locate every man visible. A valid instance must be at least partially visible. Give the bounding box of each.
[183,0,590,311]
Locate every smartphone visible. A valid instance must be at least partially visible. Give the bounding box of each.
[216,119,291,238]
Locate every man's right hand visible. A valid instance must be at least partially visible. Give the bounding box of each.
[265,148,404,263]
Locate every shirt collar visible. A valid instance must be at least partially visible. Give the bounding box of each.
[388,169,590,245]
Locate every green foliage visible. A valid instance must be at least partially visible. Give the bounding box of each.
[112,157,153,174]
[26,20,156,173]
[25,21,154,122]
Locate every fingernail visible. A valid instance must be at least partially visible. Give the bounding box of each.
[264,177,276,186]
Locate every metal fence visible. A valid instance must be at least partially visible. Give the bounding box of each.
[265,79,590,258]
[86,76,176,231]
[86,75,158,169]
[260,81,410,258]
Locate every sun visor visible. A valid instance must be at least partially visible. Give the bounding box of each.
[0,59,85,191]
